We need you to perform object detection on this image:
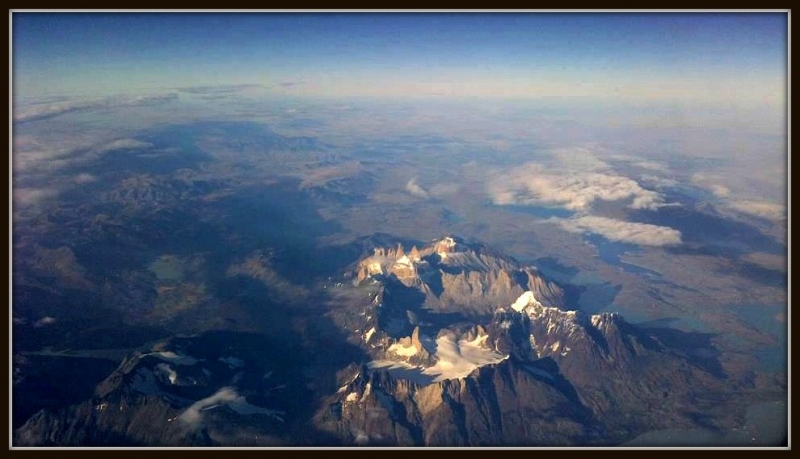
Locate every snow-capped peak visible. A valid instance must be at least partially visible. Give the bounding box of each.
[434,236,459,256]
[510,291,543,312]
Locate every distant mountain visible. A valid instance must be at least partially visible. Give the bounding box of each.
[13,235,744,446]
[14,331,311,446]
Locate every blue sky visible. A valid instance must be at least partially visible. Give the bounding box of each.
[12,12,787,104]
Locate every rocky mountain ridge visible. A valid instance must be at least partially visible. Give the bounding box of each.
[13,235,753,446]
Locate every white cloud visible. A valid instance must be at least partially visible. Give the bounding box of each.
[13,94,178,123]
[405,177,430,200]
[12,137,154,217]
[691,172,732,198]
[33,316,57,327]
[708,184,731,198]
[606,154,669,173]
[74,173,97,184]
[728,200,786,220]
[488,162,667,211]
[639,174,678,189]
[14,138,154,177]
[553,215,683,246]
[633,160,668,171]
[13,187,58,208]
[552,146,611,171]
[94,138,154,154]
[178,387,283,428]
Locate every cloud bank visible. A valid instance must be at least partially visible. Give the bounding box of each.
[16,137,154,173]
[553,215,683,247]
[489,163,667,211]
[94,138,154,154]
[691,172,732,198]
[14,94,178,123]
[728,200,786,220]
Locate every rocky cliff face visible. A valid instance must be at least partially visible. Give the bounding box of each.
[314,359,602,446]
[353,235,564,316]
[317,288,730,446]
[316,236,736,446]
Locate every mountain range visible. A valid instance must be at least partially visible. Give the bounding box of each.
[13,235,759,446]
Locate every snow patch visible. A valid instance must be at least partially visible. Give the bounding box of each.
[464,333,489,347]
[425,333,507,382]
[395,255,412,266]
[368,262,383,275]
[511,291,542,312]
[370,332,508,385]
[388,341,418,357]
[364,327,376,343]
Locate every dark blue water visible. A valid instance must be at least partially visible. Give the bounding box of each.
[733,303,787,373]
[584,234,662,278]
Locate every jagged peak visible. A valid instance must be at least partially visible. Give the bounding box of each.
[504,291,624,336]
[431,234,464,253]
[589,311,621,331]
[510,291,542,312]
